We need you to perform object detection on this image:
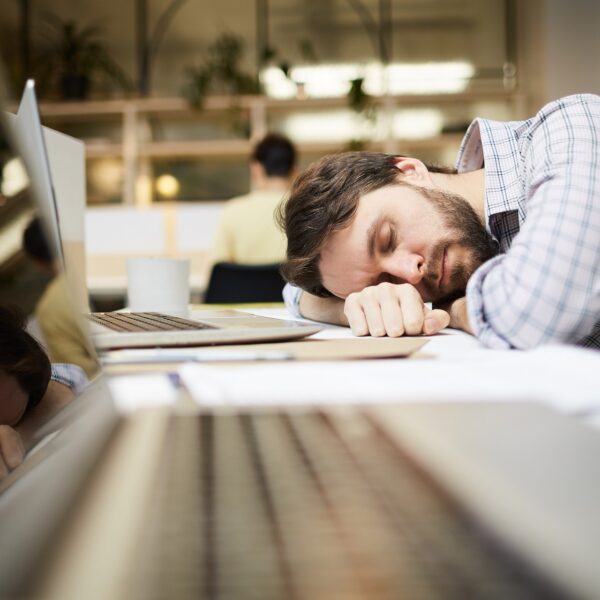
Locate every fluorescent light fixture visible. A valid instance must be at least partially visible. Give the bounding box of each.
[281,107,443,143]
[260,68,297,99]
[392,109,443,139]
[283,110,376,143]
[261,61,474,99]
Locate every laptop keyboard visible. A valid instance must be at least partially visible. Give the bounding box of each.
[123,410,563,600]
[88,312,217,332]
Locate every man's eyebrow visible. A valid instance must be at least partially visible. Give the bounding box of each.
[367,214,387,259]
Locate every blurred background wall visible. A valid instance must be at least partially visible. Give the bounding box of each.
[1,0,599,306]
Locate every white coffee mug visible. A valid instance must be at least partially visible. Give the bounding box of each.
[126,257,190,313]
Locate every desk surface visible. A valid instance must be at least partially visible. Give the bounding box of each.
[105,306,600,423]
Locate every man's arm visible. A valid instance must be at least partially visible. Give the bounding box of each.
[436,296,474,335]
[298,292,348,326]
[466,97,600,349]
[286,283,450,336]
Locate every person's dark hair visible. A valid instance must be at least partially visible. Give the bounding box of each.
[0,306,51,415]
[277,152,456,297]
[251,133,297,178]
[23,217,53,264]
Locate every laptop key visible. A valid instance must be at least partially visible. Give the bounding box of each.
[88,312,217,332]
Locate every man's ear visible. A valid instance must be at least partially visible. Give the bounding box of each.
[393,157,433,186]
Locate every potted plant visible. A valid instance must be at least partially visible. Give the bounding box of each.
[42,17,131,100]
[183,32,259,108]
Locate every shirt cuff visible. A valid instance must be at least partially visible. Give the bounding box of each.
[466,256,513,350]
[50,363,89,393]
[283,283,303,318]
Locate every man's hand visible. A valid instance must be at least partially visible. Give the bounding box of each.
[434,296,473,335]
[0,425,25,479]
[344,282,450,337]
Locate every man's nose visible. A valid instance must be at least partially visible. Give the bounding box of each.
[382,251,425,286]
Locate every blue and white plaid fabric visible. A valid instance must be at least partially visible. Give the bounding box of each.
[284,94,600,349]
[462,94,600,349]
[282,283,302,318]
[50,363,88,393]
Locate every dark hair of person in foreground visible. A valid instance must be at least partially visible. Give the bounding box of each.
[0,306,51,414]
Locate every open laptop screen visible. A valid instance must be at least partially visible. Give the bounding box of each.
[0,78,112,595]
[7,80,63,265]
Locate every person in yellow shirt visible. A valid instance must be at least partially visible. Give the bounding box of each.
[22,218,97,378]
[211,133,298,265]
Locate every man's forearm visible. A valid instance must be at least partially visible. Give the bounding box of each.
[298,292,348,326]
[447,297,474,334]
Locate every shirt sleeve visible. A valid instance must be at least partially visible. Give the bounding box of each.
[50,363,88,393]
[283,283,303,317]
[467,96,600,349]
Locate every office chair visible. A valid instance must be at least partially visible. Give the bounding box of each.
[204,262,286,303]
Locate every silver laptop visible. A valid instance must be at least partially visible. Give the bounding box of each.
[8,79,321,350]
[3,76,600,600]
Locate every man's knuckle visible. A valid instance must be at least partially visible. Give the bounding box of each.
[352,324,368,336]
[404,318,423,332]
[386,325,404,337]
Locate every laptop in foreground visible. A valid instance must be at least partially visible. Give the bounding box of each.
[3,76,600,600]
[8,79,321,350]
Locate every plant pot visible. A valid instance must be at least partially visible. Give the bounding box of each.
[60,74,90,100]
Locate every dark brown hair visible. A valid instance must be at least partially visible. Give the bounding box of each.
[252,133,297,177]
[0,306,51,415]
[277,152,456,297]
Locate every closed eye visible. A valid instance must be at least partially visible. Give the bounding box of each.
[381,225,397,254]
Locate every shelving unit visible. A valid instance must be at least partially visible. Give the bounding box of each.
[37,87,525,206]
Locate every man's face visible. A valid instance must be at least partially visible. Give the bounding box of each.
[319,182,498,303]
[0,372,28,427]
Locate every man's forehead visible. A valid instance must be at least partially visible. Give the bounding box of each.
[319,229,378,298]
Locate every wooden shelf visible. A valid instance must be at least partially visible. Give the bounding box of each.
[35,86,520,118]
[83,134,466,161]
[32,89,520,205]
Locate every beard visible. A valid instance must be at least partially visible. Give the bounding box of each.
[414,185,499,303]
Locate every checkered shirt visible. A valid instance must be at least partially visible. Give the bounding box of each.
[461,94,600,349]
[50,363,88,393]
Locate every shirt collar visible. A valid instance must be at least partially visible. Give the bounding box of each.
[456,117,525,223]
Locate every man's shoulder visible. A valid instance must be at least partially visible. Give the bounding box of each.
[530,94,600,126]
[223,192,253,208]
[223,190,285,216]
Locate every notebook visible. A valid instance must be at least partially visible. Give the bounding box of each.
[2,75,600,600]
[7,79,321,350]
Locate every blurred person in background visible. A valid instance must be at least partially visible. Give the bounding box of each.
[210,133,298,265]
[22,217,97,377]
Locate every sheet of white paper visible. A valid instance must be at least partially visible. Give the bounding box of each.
[178,343,600,415]
[108,374,178,412]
